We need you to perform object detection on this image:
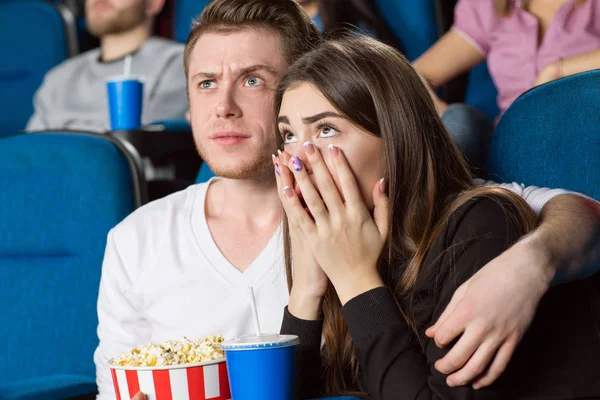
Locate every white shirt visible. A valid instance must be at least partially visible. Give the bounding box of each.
[94,179,572,399]
[94,181,289,400]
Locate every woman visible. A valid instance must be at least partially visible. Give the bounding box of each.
[272,34,600,399]
[415,0,600,172]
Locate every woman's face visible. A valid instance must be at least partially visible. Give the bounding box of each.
[278,83,383,209]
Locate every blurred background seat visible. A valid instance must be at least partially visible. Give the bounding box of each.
[486,69,600,201]
[0,132,145,399]
[173,0,211,43]
[0,0,78,136]
[372,0,439,61]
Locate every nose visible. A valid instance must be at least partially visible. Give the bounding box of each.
[215,86,242,119]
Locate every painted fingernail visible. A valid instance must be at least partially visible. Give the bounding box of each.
[291,156,303,171]
[283,186,294,198]
[277,149,283,156]
[379,177,386,194]
[275,164,281,176]
[303,141,315,155]
[328,144,339,156]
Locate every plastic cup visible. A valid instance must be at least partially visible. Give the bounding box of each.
[220,334,299,400]
[109,358,231,400]
[106,75,143,131]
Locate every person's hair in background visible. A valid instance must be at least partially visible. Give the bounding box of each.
[494,0,585,15]
[183,0,320,79]
[316,0,402,50]
[275,33,537,396]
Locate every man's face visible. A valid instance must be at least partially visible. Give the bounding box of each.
[85,0,148,37]
[187,28,288,180]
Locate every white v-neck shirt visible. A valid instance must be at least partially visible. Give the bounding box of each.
[94,180,289,400]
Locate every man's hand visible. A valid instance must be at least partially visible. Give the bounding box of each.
[426,235,553,389]
[131,392,145,400]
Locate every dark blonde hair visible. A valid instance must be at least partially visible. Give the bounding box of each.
[275,34,537,396]
[494,0,585,15]
[183,0,320,78]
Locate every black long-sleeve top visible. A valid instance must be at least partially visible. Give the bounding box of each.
[282,196,600,399]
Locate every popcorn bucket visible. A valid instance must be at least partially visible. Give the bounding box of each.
[109,359,231,400]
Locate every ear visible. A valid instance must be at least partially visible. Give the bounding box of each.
[146,0,165,18]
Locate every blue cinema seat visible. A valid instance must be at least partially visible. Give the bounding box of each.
[173,0,211,43]
[372,0,439,61]
[0,132,145,399]
[486,69,600,201]
[464,63,500,122]
[0,1,77,135]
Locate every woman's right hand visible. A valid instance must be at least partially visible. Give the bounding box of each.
[274,150,328,320]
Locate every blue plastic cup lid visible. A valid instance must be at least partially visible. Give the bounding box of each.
[220,334,299,351]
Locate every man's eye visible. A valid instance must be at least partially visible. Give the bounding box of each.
[200,80,216,89]
[244,76,264,87]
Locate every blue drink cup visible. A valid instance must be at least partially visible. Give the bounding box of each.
[106,76,143,130]
[220,334,299,400]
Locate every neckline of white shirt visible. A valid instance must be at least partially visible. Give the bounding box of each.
[189,178,284,290]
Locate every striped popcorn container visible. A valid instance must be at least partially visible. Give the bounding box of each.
[109,359,231,400]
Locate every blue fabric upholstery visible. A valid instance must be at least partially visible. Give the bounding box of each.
[0,1,69,135]
[464,62,500,122]
[0,375,96,400]
[174,0,211,43]
[371,0,438,61]
[486,70,600,201]
[196,162,216,183]
[0,132,142,398]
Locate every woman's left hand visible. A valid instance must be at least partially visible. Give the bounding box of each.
[533,62,558,87]
[281,143,389,305]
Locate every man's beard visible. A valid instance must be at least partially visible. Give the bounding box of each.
[87,3,147,37]
[197,145,276,181]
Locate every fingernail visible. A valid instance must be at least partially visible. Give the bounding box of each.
[291,156,302,171]
[447,378,455,387]
[328,144,339,156]
[303,141,315,155]
[283,186,294,198]
[277,149,283,156]
[473,383,481,390]
[275,164,280,176]
[379,177,386,194]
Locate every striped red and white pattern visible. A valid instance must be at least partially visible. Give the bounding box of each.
[111,362,231,400]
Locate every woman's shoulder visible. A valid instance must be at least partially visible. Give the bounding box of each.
[443,193,528,245]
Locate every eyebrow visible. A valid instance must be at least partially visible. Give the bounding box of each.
[191,64,279,82]
[277,112,344,125]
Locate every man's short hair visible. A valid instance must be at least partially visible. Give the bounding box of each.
[183,0,320,77]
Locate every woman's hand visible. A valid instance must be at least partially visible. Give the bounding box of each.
[274,151,328,320]
[281,143,389,305]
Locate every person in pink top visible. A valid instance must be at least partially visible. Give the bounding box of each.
[414,0,600,172]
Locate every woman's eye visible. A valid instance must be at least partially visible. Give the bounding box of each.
[282,131,297,144]
[200,80,216,89]
[244,76,264,87]
[318,125,338,138]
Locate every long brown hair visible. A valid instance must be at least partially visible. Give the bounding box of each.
[275,33,537,396]
[494,0,585,16]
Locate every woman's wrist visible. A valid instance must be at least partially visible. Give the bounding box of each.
[332,269,385,306]
[288,287,324,321]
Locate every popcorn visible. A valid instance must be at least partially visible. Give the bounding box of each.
[111,336,225,367]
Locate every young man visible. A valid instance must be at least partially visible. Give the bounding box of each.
[95,1,600,399]
[27,0,187,132]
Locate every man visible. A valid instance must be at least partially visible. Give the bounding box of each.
[27,0,187,132]
[95,1,600,399]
